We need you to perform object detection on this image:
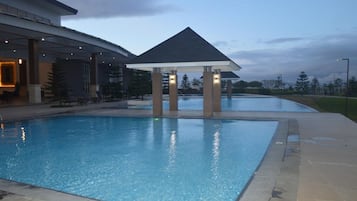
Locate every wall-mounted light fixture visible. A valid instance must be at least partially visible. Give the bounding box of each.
[169,74,176,84]
[18,58,22,64]
[213,73,220,84]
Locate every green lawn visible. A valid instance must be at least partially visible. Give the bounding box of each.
[280,95,357,122]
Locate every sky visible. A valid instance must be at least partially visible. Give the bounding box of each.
[60,0,357,84]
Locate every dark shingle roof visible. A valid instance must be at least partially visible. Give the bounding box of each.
[221,71,240,79]
[129,27,233,64]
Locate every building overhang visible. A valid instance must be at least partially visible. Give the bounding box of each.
[126,60,241,73]
[0,13,133,64]
[44,0,78,15]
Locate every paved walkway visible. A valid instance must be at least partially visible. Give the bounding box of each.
[1,101,357,201]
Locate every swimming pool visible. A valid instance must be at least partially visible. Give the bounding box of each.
[0,116,277,201]
[130,96,315,112]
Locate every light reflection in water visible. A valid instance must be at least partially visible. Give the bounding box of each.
[21,127,26,142]
[1,122,4,137]
[211,128,221,179]
[168,130,177,170]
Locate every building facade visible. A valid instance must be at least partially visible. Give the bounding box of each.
[0,0,133,103]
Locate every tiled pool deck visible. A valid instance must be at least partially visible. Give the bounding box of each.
[1,101,357,201]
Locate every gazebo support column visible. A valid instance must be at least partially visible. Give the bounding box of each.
[152,68,163,116]
[28,39,41,104]
[169,70,178,111]
[227,80,232,98]
[213,69,221,112]
[203,66,213,117]
[90,53,98,100]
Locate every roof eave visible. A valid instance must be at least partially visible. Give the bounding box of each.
[45,0,78,15]
[126,60,241,73]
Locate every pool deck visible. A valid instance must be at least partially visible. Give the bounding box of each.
[1,101,357,201]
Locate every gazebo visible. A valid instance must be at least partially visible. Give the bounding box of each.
[127,27,241,117]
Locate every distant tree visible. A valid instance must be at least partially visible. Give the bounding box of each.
[45,63,69,104]
[128,70,151,100]
[102,65,123,100]
[349,76,357,96]
[248,81,262,88]
[233,80,248,89]
[101,82,122,100]
[334,78,344,95]
[324,83,335,95]
[275,74,284,89]
[180,74,191,93]
[288,86,294,91]
[191,78,202,88]
[310,77,320,95]
[295,71,309,94]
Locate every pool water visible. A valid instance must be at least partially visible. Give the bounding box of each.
[131,96,315,112]
[0,116,277,201]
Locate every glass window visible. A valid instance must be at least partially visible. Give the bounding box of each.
[0,62,16,87]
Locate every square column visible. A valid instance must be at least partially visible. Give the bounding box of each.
[28,39,41,103]
[169,70,178,111]
[152,68,163,116]
[203,66,213,117]
[213,69,221,112]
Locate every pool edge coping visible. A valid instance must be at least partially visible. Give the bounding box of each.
[238,118,300,201]
[0,178,99,201]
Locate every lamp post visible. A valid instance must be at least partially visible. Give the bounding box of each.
[337,58,350,116]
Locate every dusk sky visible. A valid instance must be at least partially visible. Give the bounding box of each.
[60,0,357,84]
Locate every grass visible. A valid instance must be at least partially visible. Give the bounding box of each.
[279,95,357,122]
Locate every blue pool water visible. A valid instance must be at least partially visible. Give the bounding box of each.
[0,116,277,201]
[131,96,315,112]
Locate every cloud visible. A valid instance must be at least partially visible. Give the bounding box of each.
[229,33,357,84]
[264,37,305,44]
[212,41,229,47]
[59,0,179,19]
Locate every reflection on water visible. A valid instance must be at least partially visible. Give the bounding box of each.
[211,130,220,179]
[1,122,4,137]
[21,127,26,142]
[162,97,316,112]
[168,130,177,170]
[0,117,277,201]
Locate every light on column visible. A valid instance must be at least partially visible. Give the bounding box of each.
[213,73,220,84]
[169,74,176,84]
[18,58,22,64]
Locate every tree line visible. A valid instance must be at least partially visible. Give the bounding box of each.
[126,70,357,98]
[172,72,357,97]
[295,71,357,96]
